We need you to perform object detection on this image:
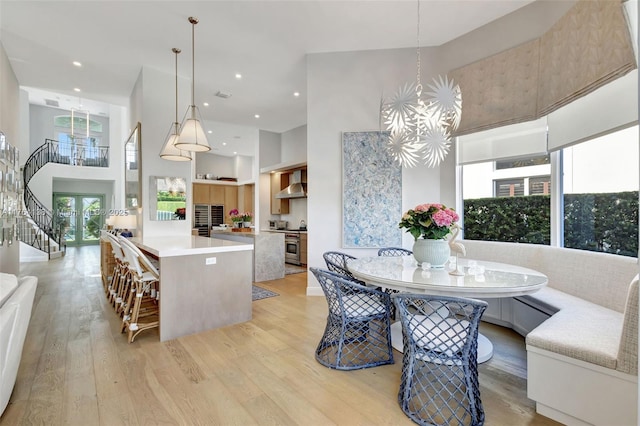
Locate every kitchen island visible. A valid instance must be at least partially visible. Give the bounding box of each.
[130,235,253,341]
[210,230,284,282]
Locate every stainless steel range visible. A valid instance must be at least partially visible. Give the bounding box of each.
[284,232,301,265]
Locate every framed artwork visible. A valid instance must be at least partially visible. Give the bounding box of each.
[5,170,14,193]
[124,122,142,210]
[342,131,402,248]
[0,133,6,162]
[0,170,3,192]
[7,146,14,167]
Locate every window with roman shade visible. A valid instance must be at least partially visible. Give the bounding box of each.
[450,0,637,138]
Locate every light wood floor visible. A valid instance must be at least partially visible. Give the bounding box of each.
[2,246,561,425]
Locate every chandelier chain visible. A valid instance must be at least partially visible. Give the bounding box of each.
[416,0,421,92]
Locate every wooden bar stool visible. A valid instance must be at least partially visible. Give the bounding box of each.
[104,232,131,311]
[118,236,160,343]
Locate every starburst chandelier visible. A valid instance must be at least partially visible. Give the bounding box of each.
[380,0,462,168]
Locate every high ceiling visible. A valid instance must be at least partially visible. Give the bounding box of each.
[0,0,535,156]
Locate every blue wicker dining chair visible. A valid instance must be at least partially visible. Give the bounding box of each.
[378,247,413,257]
[310,267,394,370]
[322,251,364,283]
[393,293,488,426]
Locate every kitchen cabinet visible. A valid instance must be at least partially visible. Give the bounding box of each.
[300,233,307,265]
[270,172,290,215]
[193,183,210,204]
[192,183,238,223]
[210,185,225,205]
[224,185,238,220]
[242,184,254,216]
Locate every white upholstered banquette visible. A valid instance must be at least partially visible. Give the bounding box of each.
[461,239,638,426]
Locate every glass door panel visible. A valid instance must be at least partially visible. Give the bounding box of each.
[54,195,77,243]
[53,193,104,246]
[82,196,102,242]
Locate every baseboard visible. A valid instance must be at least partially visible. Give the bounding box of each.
[536,403,592,426]
[20,255,48,262]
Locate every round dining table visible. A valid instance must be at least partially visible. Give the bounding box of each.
[347,255,548,362]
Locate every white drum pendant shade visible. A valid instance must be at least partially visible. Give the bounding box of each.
[160,125,192,161]
[176,107,209,152]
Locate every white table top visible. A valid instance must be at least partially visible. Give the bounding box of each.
[130,235,253,258]
[347,256,548,298]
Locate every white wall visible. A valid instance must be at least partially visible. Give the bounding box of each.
[258,130,281,169]
[281,124,307,164]
[235,155,253,183]
[0,43,20,274]
[196,153,235,178]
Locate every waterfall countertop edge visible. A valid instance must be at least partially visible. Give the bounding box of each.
[129,235,254,257]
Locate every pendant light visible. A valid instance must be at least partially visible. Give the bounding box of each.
[160,47,192,161]
[380,0,462,168]
[175,16,210,152]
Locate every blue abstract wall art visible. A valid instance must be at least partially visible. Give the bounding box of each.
[342,131,402,248]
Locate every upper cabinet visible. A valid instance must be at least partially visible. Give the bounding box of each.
[270,172,290,215]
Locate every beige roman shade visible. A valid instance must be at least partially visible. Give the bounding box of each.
[450,0,637,137]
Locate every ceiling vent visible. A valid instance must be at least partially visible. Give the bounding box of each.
[215,91,232,99]
[45,99,59,107]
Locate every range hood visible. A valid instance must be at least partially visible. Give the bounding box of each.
[276,170,307,199]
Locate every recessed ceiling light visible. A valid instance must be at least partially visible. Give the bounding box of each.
[203,102,209,107]
[254,114,260,119]
[207,130,212,134]
[73,61,82,67]
[222,142,227,146]
[235,73,242,79]
[293,92,300,97]
[233,151,237,155]
[73,88,81,92]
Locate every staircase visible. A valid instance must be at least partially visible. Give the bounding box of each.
[21,138,110,259]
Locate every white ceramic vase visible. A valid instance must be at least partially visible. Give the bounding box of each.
[412,239,450,268]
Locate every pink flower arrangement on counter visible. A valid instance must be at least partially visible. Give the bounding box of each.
[399,203,459,240]
[229,209,253,223]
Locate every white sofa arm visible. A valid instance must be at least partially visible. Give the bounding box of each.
[617,276,639,375]
[0,276,37,416]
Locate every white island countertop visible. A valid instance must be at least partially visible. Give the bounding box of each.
[130,235,253,258]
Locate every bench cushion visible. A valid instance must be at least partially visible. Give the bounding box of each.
[526,293,623,369]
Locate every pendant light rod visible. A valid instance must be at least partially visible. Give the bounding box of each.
[176,16,210,152]
[189,16,198,108]
[173,47,181,124]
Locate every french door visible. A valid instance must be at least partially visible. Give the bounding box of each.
[53,193,104,246]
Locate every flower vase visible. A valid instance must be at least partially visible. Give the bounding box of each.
[413,239,450,268]
[243,221,252,228]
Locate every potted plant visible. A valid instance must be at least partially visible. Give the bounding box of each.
[399,203,459,268]
[229,209,243,227]
[241,212,253,228]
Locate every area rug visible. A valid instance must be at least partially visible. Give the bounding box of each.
[285,265,307,275]
[252,285,279,301]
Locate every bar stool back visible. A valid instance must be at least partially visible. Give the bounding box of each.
[117,237,159,343]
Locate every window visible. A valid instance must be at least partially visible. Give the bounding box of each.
[495,178,524,197]
[562,125,638,257]
[529,176,551,195]
[496,154,550,170]
[463,154,551,244]
[461,126,638,257]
